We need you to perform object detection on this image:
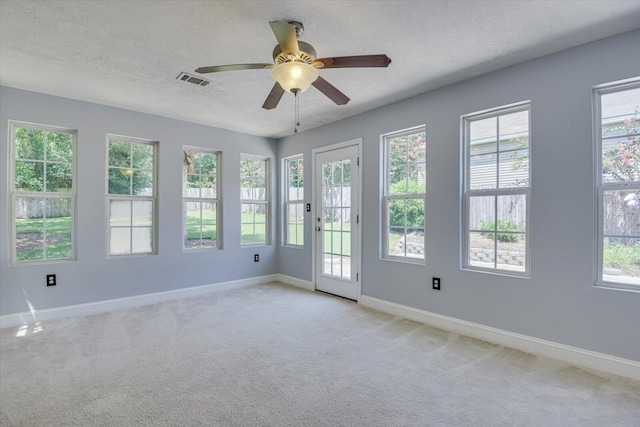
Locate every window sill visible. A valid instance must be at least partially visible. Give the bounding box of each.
[380,256,425,266]
[461,266,530,279]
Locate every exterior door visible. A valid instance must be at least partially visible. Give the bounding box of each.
[314,144,360,300]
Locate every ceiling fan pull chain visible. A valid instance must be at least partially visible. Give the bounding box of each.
[294,89,300,133]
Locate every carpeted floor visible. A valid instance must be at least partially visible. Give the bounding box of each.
[1,282,639,426]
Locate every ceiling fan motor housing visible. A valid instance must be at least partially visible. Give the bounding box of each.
[272,41,317,64]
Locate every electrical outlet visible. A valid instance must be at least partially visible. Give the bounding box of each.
[254,254,259,262]
[47,274,56,287]
[432,277,441,290]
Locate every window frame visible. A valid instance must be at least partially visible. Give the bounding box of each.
[9,121,78,265]
[182,146,221,251]
[594,78,640,291]
[240,154,270,247]
[381,125,427,264]
[106,134,158,257]
[461,101,532,277]
[283,154,304,248]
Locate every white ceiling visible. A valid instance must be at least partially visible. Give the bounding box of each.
[1,1,639,139]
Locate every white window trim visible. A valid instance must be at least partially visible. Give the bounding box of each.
[380,125,426,264]
[461,101,532,277]
[240,154,270,247]
[283,154,304,248]
[182,146,222,251]
[106,134,158,257]
[9,121,77,265]
[593,77,640,292]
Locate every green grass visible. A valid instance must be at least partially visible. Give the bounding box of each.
[603,242,640,273]
[323,222,351,255]
[185,210,217,240]
[241,212,266,244]
[16,216,72,261]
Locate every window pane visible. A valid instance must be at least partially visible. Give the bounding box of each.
[498,150,529,188]
[499,110,529,150]
[603,190,640,237]
[15,128,45,160]
[201,202,217,247]
[469,231,495,269]
[497,234,526,273]
[602,237,640,285]
[17,231,44,261]
[110,228,131,255]
[601,87,640,137]
[184,174,200,197]
[406,228,424,259]
[469,196,495,231]
[132,201,152,226]
[601,87,640,183]
[108,168,131,195]
[133,170,153,196]
[132,143,153,170]
[469,153,497,190]
[132,227,152,254]
[470,117,497,155]
[110,200,131,226]
[497,194,526,233]
[45,231,72,260]
[15,198,45,261]
[45,199,72,228]
[45,163,73,192]
[46,132,73,163]
[109,140,131,167]
[388,227,406,257]
[389,166,407,194]
[15,161,44,192]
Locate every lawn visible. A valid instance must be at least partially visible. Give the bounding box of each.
[15,216,72,261]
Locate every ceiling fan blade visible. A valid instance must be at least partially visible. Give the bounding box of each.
[313,54,391,69]
[195,64,273,74]
[269,21,299,56]
[262,82,285,110]
[312,77,350,106]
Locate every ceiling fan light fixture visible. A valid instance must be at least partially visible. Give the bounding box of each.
[271,62,318,93]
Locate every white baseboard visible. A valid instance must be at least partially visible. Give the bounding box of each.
[360,296,640,382]
[0,274,279,329]
[275,274,315,291]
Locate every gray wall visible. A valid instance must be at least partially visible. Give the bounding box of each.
[1,87,278,315]
[278,30,640,361]
[2,30,638,362]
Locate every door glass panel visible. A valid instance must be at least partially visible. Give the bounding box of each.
[322,160,352,280]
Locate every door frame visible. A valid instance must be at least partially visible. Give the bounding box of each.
[311,138,363,302]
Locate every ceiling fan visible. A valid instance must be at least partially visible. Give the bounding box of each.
[195,20,391,111]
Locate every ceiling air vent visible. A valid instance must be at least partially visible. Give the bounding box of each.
[176,72,210,87]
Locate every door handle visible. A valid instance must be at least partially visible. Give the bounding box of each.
[315,226,321,231]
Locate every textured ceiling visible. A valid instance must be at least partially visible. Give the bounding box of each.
[1,1,639,139]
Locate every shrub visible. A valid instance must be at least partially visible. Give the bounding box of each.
[389,180,424,228]
[480,219,519,243]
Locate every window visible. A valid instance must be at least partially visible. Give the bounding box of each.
[107,136,157,256]
[462,103,530,275]
[241,155,269,246]
[382,126,426,262]
[595,79,640,290]
[284,155,304,247]
[10,122,76,263]
[183,148,220,250]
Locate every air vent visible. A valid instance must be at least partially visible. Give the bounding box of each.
[176,72,210,87]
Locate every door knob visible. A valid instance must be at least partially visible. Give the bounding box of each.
[315,226,321,231]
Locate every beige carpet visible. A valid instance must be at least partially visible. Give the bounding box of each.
[1,282,639,426]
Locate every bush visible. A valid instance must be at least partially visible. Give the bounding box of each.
[480,219,519,243]
[603,242,640,271]
[389,180,424,228]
